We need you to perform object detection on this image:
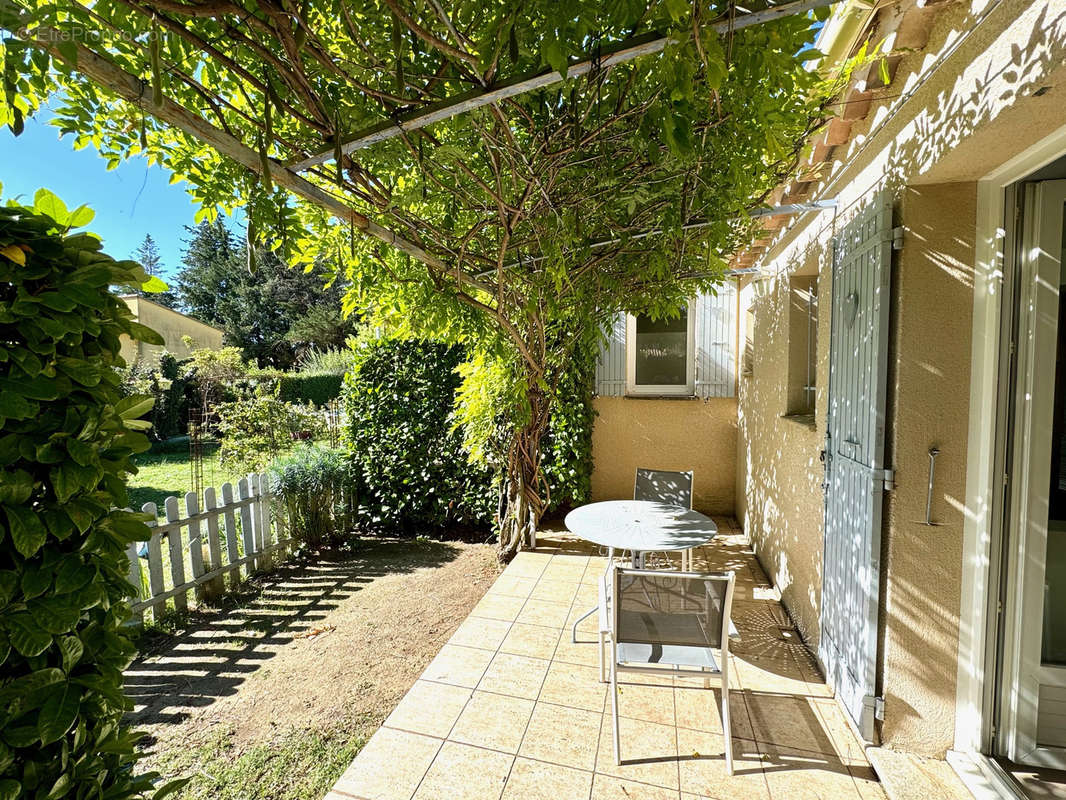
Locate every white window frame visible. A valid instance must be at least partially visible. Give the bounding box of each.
[625,300,696,396]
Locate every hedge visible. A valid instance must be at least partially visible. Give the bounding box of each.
[275,373,344,406]
[0,190,178,799]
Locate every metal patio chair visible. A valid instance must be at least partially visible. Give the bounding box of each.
[634,467,695,570]
[607,565,737,774]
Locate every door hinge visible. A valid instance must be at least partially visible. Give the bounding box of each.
[1003,472,1010,488]
[874,696,886,721]
[892,226,904,251]
[873,467,895,491]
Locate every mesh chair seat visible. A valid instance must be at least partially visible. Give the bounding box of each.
[617,641,719,670]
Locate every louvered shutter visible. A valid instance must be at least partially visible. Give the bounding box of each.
[694,283,738,398]
[594,312,626,396]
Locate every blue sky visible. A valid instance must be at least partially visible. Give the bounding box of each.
[0,103,214,281]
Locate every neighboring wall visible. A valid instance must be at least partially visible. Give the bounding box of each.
[591,396,737,515]
[119,296,225,365]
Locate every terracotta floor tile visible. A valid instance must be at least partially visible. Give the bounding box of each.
[542,563,587,583]
[500,622,561,660]
[614,678,676,726]
[519,702,603,771]
[554,629,604,669]
[334,727,442,800]
[674,687,754,741]
[471,593,527,622]
[489,575,538,599]
[517,599,572,629]
[530,578,580,605]
[550,553,591,565]
[477,651,550,700]
[810,699,868,766]
[501,757,594,800]
[591,773,681,799]
[422,644,495,689]
[449,616,513,650]
[449,691,535,754]
[595,714,680,790]
[540,661,607,712]
[848,764,888,800]
[412,741,514,800]
[759,742,863,800]
[504,555,550,579]
[745,694,837,755]
[385,680,472,738]
[676,728,769,800]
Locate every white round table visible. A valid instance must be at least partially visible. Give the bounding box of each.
[564,500,718,642]
[565,500,718,565]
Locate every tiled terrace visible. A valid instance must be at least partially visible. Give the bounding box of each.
[326,520,886,800]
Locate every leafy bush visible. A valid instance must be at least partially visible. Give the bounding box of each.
[540,336,597,512]
[216,397,325,472]
[275,373,344,406]
[344,338,497,533]
[269,445,354,548]
[118,352,190,440]
[0,190,177,798]
[296,348,353,376]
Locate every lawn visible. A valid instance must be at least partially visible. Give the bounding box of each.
[127,445,242,514]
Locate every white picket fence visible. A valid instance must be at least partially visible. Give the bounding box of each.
[125,473,292,625]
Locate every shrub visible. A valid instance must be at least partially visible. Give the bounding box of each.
[540,336,597,512]
[344,338,497,533]
[276,373,344,406]
[0,190,177,798]
[118,352,190,440]
[269,445,353,548]
[296,347,353,376]
[216,397,326,472]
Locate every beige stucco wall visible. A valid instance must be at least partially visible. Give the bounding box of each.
[736,0,1066,758]
[591,397,736,515]
[119,296,225,365]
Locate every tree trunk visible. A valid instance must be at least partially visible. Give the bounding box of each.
[497,386,551,561]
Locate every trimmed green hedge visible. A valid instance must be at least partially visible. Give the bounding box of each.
[276,373,344,406]
[0,191,178,798]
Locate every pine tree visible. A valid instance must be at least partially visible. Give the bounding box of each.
[127,233,182,309]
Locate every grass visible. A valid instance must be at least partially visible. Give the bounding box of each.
[127,445,241,514]
[150,726,366,800]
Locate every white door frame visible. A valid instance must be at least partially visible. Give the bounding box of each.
[952,124,1066,792]
[1002,181,1066,768]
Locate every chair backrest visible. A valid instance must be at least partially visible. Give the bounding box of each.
[611,566,734,650]
[634,468,694,509]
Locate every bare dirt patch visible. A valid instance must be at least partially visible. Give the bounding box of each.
[129,538,498,799]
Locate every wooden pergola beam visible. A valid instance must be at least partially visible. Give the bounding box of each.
[27,26,497,293]
[290,0,837,172]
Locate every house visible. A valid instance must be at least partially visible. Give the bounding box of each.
[592,0,1066,795]
[118,295,225,365]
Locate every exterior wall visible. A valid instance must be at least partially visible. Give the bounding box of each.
[119,296,224,365]
[591,396,736,515]
[737,248,830,650]
[736,0,1066,758]
[879,182,976,755]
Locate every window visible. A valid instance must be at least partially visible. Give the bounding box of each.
[786,276,818,417]
[625,302,695,396]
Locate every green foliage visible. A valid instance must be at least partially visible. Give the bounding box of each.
[216,397,325,472]
[119,352,191,440]
[174,222,352,369]
[296,348,353,377]
[0,189,179,798]
[540,337,597,512]
[269,445,353,549]
[344,338,496,534]
[275,374,344,406]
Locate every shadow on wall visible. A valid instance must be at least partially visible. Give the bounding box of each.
[738,242,829,653]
